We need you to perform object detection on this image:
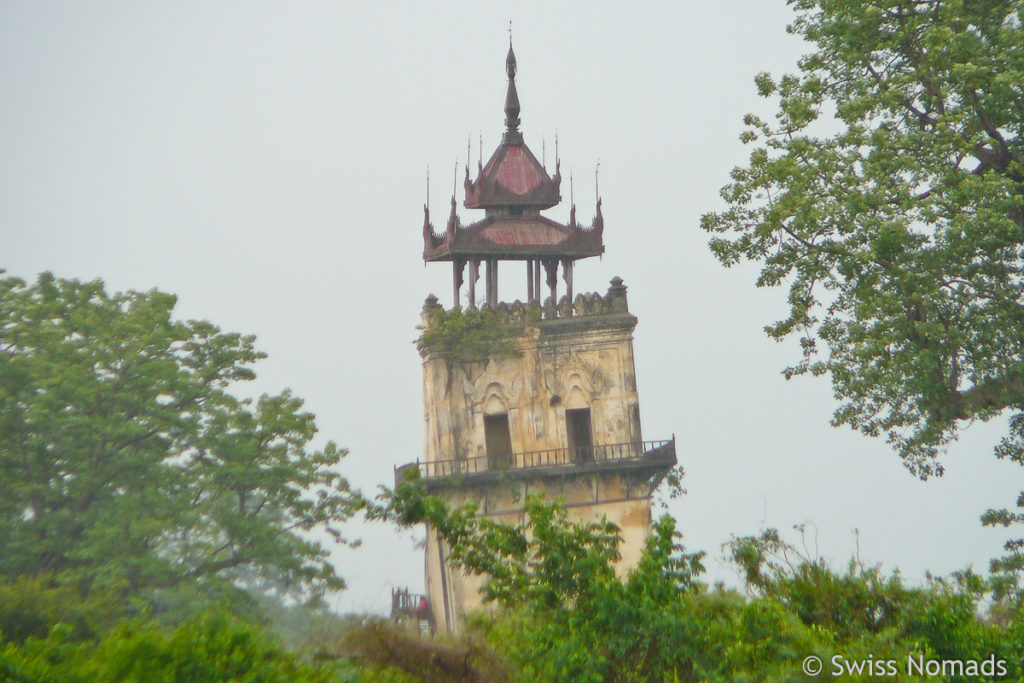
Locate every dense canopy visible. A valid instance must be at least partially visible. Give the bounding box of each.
[702,0,1024,574]
[0,272,359,608]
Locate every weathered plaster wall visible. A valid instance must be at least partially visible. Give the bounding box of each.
[421,313,643,469]
[424,489,653,628]
[417,293,667,632]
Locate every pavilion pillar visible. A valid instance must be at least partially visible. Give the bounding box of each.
[453,259,465,309]
[492,259,499,306]
[526,259,534,303]
[484,259,493,307]
[534,260,542,304]
[483,258,500,307]
[468,259,479,309]
[544,259,558,306]
[562,259,574,315]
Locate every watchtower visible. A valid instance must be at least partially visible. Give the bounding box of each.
[399,45,676,633]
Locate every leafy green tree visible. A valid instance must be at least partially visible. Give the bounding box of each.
[728,528,912,639]
[384,478,1024,681]
[340,618,509,683]
[0,575,124,647]
[0,272,360,609]
[701,0,1024,582]
[0,611,345,683]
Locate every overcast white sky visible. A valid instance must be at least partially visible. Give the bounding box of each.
[3,1,1020,614]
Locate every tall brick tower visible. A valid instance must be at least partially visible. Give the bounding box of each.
[398,44,676,633]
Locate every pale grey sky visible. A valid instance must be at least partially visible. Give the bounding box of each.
[2,1,1019,613]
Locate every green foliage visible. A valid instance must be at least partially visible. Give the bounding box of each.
[701,0,1024,588]
[340,619,509,683]
[389,474,630,609]
[251,593,367,661]
[386,480,1024,682]
[0,272,361,612]
[0,575,123,647]
[416,306,520,363]
[729,528,910,638]
[0,610,342,682]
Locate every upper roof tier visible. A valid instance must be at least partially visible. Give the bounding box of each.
[464,139,561,210]
[465,45,561,210]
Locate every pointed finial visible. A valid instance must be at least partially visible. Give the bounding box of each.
[453,160,458,196]
[506,41,517,80]
[569,169,576,230]
[426,165,430,211]
[508,20,513,47]
[595,159,601,200]
[504,38,520,134]
[446,194,458,236]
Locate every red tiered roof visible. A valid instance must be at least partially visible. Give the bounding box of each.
[421,45,603,264]
[464,140,560,209]
[493,147,542,194]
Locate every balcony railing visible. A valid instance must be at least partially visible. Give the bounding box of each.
[399,437,675,481]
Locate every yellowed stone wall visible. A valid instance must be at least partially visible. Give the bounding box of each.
[424,487,654,627]
[421,313,643,469]
[418,306,664,632]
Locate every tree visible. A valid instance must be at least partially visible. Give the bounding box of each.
[382,477,1024,681]
[0,272,360,608]
[701,0,1024,580]
[1,610,344,683]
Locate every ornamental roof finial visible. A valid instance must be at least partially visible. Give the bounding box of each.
[504,37,521,134]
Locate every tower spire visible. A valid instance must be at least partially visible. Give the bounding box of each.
[504,41,521,137]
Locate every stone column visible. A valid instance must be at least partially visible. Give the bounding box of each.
[562,259,574,315]
[544,259,558,306]
[485,259,494,307]
[468,259,479,309]
[526,259,534,303]
[452,259,465,309]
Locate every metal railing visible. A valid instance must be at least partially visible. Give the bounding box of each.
[406,438,674,480]
[391,587,429,619]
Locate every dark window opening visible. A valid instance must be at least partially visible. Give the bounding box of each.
[565,408,593,463]
[484,413,513,469]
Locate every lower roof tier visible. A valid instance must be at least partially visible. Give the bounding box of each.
[423,202,604,261]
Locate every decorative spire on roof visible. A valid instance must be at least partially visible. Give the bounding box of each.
[504,44,521,137]
[462,45,560,210]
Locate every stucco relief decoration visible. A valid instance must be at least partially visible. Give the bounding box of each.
[559,355,608,398]
[478,380,512,415]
